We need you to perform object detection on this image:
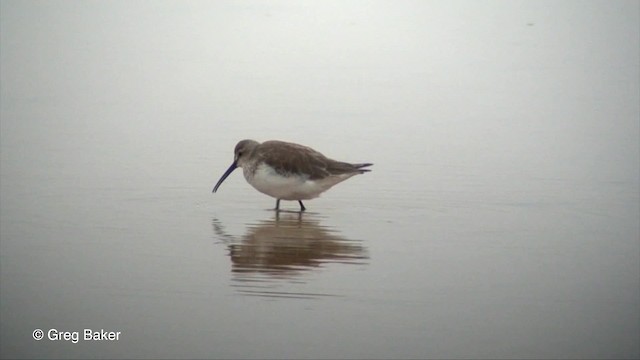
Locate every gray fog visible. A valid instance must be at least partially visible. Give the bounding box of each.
[1,1,638,358]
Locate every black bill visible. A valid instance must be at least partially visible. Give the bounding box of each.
[212,162,237,193]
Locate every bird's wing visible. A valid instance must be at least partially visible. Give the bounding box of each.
[259,141,357,180]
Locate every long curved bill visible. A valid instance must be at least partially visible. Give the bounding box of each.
[212,161,237,193]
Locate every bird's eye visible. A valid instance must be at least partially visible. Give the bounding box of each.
[238,151,243,157]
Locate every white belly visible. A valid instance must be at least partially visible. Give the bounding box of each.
[244,163,352,200]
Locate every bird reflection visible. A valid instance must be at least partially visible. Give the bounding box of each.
[212,212,369,298]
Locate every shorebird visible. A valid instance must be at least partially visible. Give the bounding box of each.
[212,139,372,211]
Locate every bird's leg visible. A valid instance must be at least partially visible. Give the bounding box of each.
[298,200,306,212]
[275,199,281,211]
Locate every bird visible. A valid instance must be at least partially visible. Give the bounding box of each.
[212,139,372,211]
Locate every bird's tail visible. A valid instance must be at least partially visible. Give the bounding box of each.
[354,163,373,173]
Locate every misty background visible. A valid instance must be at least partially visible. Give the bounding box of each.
[1,1,638,359]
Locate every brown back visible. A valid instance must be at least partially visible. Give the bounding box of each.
[257,141,363,180]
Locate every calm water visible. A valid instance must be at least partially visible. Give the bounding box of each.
[1,1,639,359]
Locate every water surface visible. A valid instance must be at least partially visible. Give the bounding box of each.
[1,1,638,359]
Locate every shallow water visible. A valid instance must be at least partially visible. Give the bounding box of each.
[1,1,639,359]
